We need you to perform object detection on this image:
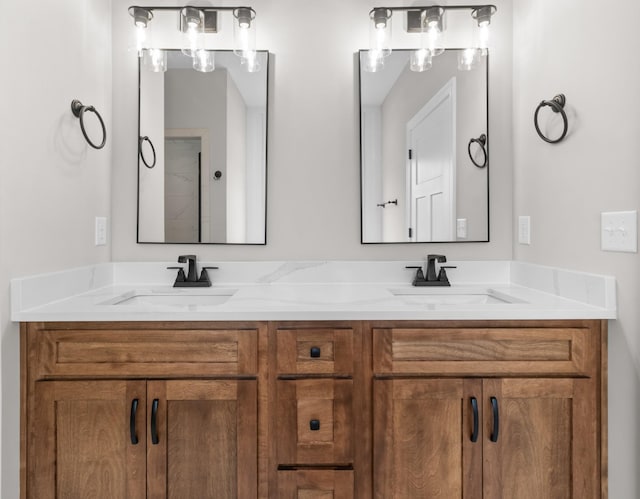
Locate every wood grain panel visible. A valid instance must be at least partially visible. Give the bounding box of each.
[31,380,146,499]
[277,328,353,374]
[374,378,482,499]
[147,380,258,499]
[277,469,354,499]
[36,329,258,377]
[373,327,591,375]
[277,379,353,465]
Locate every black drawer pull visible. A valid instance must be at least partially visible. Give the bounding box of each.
[130,399,139,445]
[151,398,159,445]
[470,397,479,443]
[310,347,321,358]
[309,419,320,431]
[490,397,499,443]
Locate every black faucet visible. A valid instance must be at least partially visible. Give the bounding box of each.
[406,254,456,287]
[167,255,218,287]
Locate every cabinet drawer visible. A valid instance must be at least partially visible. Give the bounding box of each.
[373,327,594,376]
[277,379,353,465]
[277,469,354,499]
[34,328,258,378]
[277,328,353,375]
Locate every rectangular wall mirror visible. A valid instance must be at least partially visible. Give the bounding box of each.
[138,50,268,244]
[360,49,489,243]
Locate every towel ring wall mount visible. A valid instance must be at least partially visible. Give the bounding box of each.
[71,99,107,150]
[534,94,568,144]
[468,134,488,168]
[139,136,157,168]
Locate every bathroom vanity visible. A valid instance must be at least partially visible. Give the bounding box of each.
[13,261,615,499]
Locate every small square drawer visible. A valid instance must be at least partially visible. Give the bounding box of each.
[277,469,354,499]
[277,379,353,465]
[276,328,353,375]
[373,327,593,376]
[33,327,258,378]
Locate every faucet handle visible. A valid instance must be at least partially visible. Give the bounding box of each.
[406,265,425,284]
[437,265,457,283]
[199,266,218,283]
[167,266,186,283]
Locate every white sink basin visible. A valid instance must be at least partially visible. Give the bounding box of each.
[388,288,524,305]
[104,289,237,308]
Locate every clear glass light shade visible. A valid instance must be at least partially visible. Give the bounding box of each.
[193,50,215,72]
[233,7,257,59]
[135,24,147,56]
[369,8,392,58]
[410,49,432,72]
[475,22,490,55]
[181,7,204,57]
[361,50,385,72]
[458,48,481,71]
[143,49,167,72]
[472,6,495,55]
[241,51,261,73]
[129,7,152,56]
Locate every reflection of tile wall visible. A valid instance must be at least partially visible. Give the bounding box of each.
[165,139,201,243]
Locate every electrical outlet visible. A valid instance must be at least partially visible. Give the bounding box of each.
[518,216,531,245]
[95,217,107,246]
[601,211,637,252]
[456,218,467,239]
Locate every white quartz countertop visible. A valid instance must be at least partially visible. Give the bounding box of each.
[11,261,617,322]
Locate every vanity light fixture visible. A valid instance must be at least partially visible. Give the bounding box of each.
[364,4,497,73]
[128,5,260,72]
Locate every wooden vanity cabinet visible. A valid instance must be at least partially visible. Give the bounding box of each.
[22,319,606,499]
[21,322,266,499]
[370,321,606,499]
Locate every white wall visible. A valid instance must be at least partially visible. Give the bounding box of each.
[512,0,640,497]
[0,0,113,496]
[111,0,513,260]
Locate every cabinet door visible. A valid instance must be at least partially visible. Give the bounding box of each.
[483,378,598,499]
[147,379,258,499]
[373,378,482,499]
[31,380,146,499]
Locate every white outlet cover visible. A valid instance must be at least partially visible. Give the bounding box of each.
[518,216,531,245]
[601,211,637,253]
[456,218,467,239]
[95,217,107,246]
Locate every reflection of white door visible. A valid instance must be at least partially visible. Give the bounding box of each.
[406,78,456,242]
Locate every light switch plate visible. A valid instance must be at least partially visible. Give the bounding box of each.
[518,216,531,245]
[95,217,107,246]
[601,211,637,252]
[456,218,467,239]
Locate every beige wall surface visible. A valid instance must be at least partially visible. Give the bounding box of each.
[0,1,113,497]
[512,0,640,496]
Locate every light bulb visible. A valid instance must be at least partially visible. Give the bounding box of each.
[369,8,392,58]
[410,49,432,72]
[426,25,444,57]
[135,24,146,56]
[193,50,215,72]
[234,8,257,59]
[181,7,204,58]
[129,7,153,57]
[472,6,496,55]
[478,23,490,54]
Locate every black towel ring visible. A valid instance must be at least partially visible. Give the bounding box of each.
[139,136,157,169]
[71,99,106,150]
[468,134,488,168]
[534,94,568,144]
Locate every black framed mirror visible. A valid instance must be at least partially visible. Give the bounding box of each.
[359,49,489,243]
[137,50,268,244]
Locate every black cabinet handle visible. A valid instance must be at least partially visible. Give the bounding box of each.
[310,347,321,358]
[130,399,139,445]
[490,397,499,443]
[309,419,320,431]
[470,397,479,443]
[151,398,159,445]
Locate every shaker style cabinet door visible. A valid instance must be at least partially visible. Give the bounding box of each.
[373,378,483,499]
[482,378,599,499]
[146,379,258,499]
[31,380,147,499]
